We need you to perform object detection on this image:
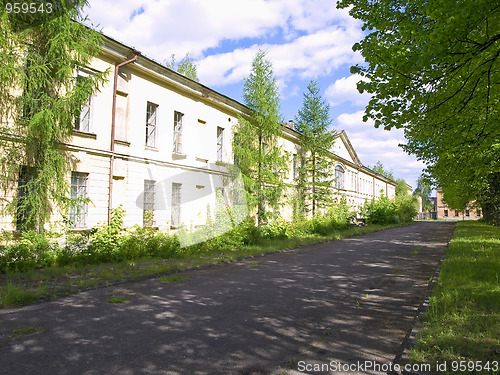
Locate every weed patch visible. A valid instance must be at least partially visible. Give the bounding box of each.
[9,326,46,339]
[106,296,130,304]
[158,275,187,283]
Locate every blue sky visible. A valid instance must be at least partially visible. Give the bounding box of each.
[83,0,426,189]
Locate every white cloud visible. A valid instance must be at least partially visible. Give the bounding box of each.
[337,111,425,187]
[197,24,363,87]
[326,74,371,107]
[84,0,363,86]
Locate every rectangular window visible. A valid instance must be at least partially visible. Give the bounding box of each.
[292,154,298,180]
[477,209,482,217]
[444,209,448,217]
[74,76,92,133]
[143,180,155,227]
[16,166,36,231]
[146,102,158,147]
[455,210,459,217]
[217,126,224,161]
[70,172,89,228]
[466,210,470,217]
[171,183,182,228]
[173,111,183,153]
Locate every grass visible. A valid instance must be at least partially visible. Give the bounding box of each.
[409,221,500,374]
[106,296,130,304]
[158,274,187,282]
[8,326,46,339]
[0,222,402,308]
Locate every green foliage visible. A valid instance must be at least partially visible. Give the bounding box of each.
[409,221,500,372]
[395,194,419,223]
[337,0,500,225]
[361,194,418,225]
[361,195,397,225]
[164,53,199,82]
[395,178,409,197]
[369,161,394,180]
[0,1,109,231]
[294,80,335,216]
[413,175,434,212]
[233,48,289,225]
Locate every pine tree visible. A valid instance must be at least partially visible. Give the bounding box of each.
[233,49,288,225]
[294,81,335,217]
[0,1,108,231]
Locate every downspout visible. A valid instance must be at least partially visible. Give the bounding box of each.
[108,50,141,224]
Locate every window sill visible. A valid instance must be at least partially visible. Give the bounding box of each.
[115,139,130,147]
[172,152,187,160]
[196,157,208,163]
[72,130,97,139]
[145,145,159,151]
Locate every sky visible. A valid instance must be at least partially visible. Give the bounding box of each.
[82,0,426,190]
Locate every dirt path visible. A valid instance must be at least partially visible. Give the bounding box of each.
[0,222,455,375]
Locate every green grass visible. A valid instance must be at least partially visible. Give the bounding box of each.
[8,326,46,339]
[0,222,402,308]
[158,274,187,282]
[106,296,130,304]
[409,221,500,374]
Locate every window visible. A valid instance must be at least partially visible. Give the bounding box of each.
[146,102,158,147]
[70,172,88,228]
[444,209,448,217]
[143,180,155,227]
[74,76,92,133]
[16,166,36,231]
[171,183,182,228]
[335,165,345,190]
[292,154,298,180]
[466,210,470,217]
[173,111,183,153]
[455,210,459,217]
[217,126,224,161]
[477,210,482,217]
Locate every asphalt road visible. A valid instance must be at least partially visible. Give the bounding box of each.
[0,222,456,375]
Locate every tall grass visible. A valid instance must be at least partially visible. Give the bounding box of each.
[409,221,500,374]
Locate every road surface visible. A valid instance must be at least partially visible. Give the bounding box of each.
[0,222,456,375]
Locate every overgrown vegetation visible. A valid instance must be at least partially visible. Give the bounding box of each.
[0,1,108,232]
[0,198,412,307]
[409,221,500,374]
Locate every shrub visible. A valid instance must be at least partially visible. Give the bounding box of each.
[361,195,398,225]
[395,194,419,223]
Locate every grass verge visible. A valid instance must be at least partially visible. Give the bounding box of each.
[409,221,500,374]
[0,223,400,309]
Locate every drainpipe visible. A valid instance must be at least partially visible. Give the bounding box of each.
[108,50,141,224]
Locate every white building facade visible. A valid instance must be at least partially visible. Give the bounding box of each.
[0,34,396,232]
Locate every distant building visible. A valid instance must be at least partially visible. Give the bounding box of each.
[436,189,481,220]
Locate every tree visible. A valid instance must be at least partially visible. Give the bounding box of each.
[165,53,199,82]
[294,80,335,217]
[337,0,500,224]
[233,49,288,225]
[370,161,394,180]
[395,178,409,197]
[0,1,108,231]
[413,175,434,212]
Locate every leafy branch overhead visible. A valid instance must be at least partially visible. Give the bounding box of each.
[338,0,500,224]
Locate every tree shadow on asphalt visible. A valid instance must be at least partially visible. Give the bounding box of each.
[0,222,456,375]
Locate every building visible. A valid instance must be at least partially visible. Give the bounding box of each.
[436,189,481,220]
[0,33,397,232]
